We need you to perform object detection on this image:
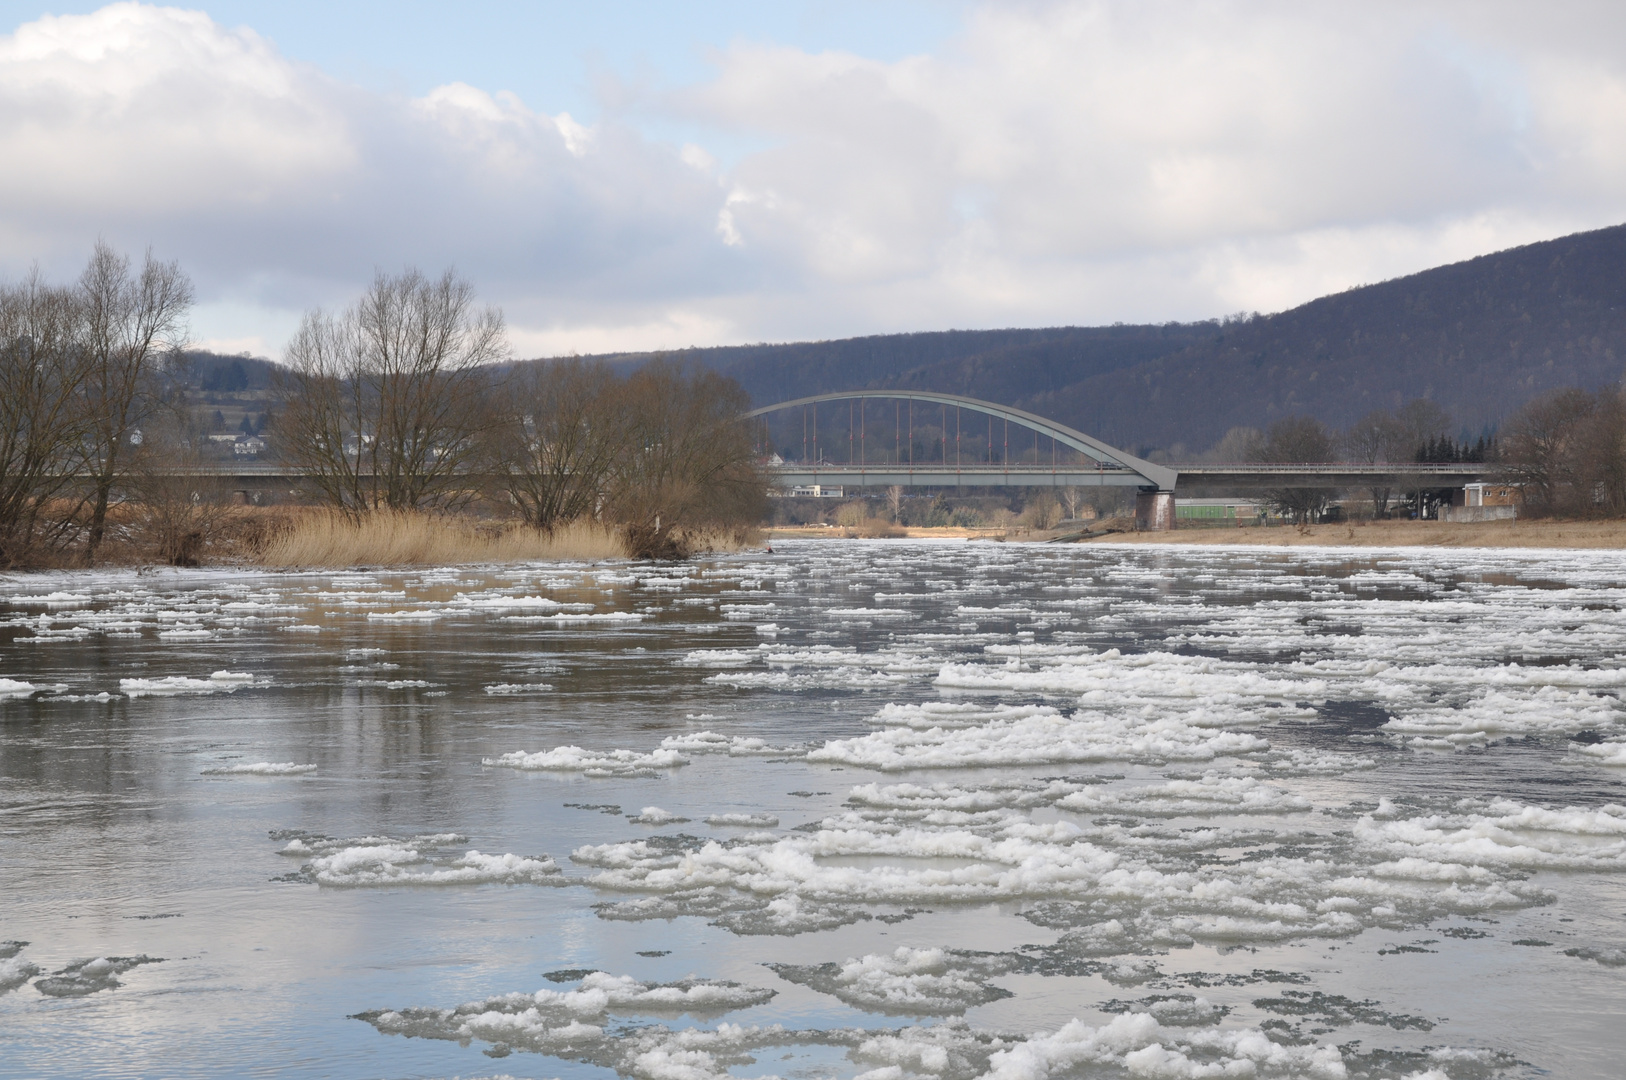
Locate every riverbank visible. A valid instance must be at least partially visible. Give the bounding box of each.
[767,524,1011,541]
[1089,517,1626,548]
[769,518,1626,548]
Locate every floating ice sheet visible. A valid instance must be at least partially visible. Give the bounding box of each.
[768,947,1016,1015]
[33,955,162,997]
[120,671,259,696]
[484,682,555,694]
[201,761,316,776]
[0,942,39,995]
[0,678,64,699]
[485,746,688,777]
[275,831,564,888]
[809,704,1269,770]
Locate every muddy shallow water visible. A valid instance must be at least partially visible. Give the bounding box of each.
[2,540,1625,1079]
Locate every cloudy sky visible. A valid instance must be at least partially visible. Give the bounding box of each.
[2,1,1625,359]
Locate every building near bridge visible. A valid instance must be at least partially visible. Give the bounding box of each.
[1174,498,1268,524]
[1461,482,1520,507]
[1443,482,1520,522]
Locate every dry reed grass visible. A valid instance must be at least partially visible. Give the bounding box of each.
[256,511,625,567]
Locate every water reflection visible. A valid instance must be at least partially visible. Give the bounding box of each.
[1,542,1624,1078]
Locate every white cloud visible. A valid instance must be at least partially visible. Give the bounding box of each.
[507,307,742,358]
[683,0,1626,334]
[3,2,1626,357]
[0,2,733,353]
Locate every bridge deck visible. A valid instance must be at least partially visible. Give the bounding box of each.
[772,464,1147,487]
[159,460,1500,491]
[771,462,1497,490]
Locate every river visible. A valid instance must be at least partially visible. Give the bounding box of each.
[2,539,1624,1079]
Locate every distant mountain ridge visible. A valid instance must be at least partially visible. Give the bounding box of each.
[575,222,1626,454]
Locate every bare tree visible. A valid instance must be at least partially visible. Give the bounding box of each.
[1501,387,1617,515]
[278,269,507,516]
[886,485,904,521]
[1343,408,1406,516]
[606,360,768,558]
[1019,494,1061,532]
[1391,399,1454,517]
[1203,426,1263,462]
[1057,486,1083,521]
[0,271,96,566]
[77,243,194,563]
[129,405,240,566]
[1395,399,1451,455]
[1252,415,1336,524]
[1589,392,1626,512]
[835,500,869,528]
[490,359,623,532]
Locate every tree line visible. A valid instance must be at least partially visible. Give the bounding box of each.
[1202,398,1483,522]
[0,243,191,566]
[0,255,766,567]
[1497,386,1626,517]
[1227,384,1626,523]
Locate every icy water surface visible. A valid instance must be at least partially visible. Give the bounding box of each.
[3,540,1626,1079]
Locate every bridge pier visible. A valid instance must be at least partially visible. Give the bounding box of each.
[1135,490,1175,531]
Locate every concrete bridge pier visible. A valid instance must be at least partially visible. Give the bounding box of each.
[1135,490,1175,531]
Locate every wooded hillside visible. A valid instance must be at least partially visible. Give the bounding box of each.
[571,222,1626,454]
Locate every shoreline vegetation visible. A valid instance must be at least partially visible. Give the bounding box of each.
[256,512,627,567]
[768,517,1626,549]
[11,250,1626,570]
[2,259,770,569]
[17,507,760,571]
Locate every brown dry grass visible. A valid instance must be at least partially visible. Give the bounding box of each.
[768,516,1626,549]
[1090,516,1626,549]
[255,510,625,567]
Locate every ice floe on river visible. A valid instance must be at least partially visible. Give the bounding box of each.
[201,761,316,776]
[273,831,563,887]
[485,745,689,778]
[360,974,1498,1080]
[10,545,1626,1077]
[120,671,260,696]
[808,702,1271,770]
[768,946,1016,1015]
[32,955,163,998]
[0,942,39,994]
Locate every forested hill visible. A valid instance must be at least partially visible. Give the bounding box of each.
[575,222,1626,455]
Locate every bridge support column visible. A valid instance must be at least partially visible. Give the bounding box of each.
[1135,490,1175,531]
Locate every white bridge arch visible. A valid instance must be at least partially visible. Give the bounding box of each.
[746,390,1178,492]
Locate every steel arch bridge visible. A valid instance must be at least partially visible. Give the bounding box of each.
[745,390,1179,492]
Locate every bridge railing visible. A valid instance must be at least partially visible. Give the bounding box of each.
[1170,462,1495,476]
